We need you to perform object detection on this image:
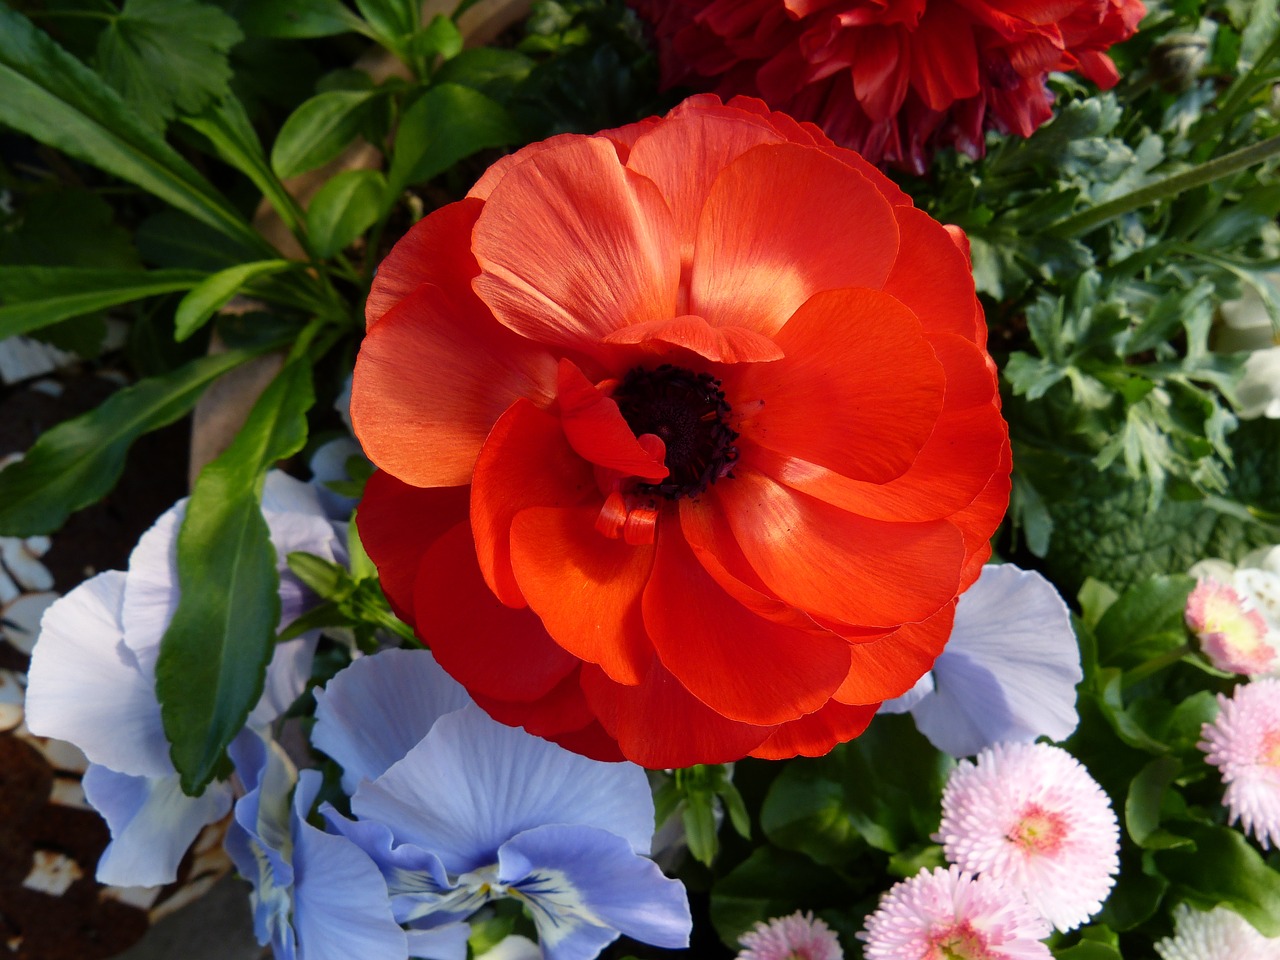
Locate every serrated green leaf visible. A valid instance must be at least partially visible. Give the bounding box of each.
[0,266,206,340]
[305,169,387,259]
[388,83,518,193]
[0,8,266,253]
[271,89,381,180]
[1155,822,1280,936]
[174,260,294,341]
[96,0,242,130]
[0,347,264,536]
[232,0,367,38]
[157,354,316,794]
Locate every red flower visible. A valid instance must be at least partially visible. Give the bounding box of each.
[628,0,1145,173]
[351,96,1010,768]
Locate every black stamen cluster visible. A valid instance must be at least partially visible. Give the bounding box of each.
[613,364,739,500]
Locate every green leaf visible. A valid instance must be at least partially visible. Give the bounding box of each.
[0,266,206,340]
[157,355,316,794]
[0,7,266,253]
[231,0,366,38]
[96,0,242,130]
[353,0,419,46]
[1094,575,1195,669]
[0,347,264,536]
[388,83,518,193]
[183,95,305,235]
[1155,822,1280,936]
[1125,755,1181,845]
[1053,942,1123,959]
[410,14,463,62]
[173,260,294,341]
[271,89,381,180]
[0,188,140,270]
[305,169,387,259]
[709,846,853,948]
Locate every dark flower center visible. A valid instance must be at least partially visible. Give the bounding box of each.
[613,364,739,500]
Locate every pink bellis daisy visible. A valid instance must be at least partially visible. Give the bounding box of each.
[936,742,1119,932]
[859,866,1051,960]
[1199,678,1280,849]
[738,910,843,960]
[1185,579,1276,676]
[1155,904,1278,960]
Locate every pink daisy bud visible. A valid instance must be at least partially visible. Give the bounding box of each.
[1155,904,1279,960]
[738,910,843,960]
[859,866,1051,960]
[1186,579,1276,676]
[936,743,1120,932]
[1199,678,1280,849]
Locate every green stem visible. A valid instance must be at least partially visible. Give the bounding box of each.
[1048,133,1280,239]
[1123,643,1193,689]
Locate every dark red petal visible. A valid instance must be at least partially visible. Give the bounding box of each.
[748,699,878,759]
[471,397,599,606]
[472,671,627,762]
[509,505,656,686]
[356,471,468,625]
[581,661,775,768]
[414,522,577,702]
[643,521,850,725]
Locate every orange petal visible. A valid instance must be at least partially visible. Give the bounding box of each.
[644,521,850,725]
[414,522,578,702]
[581,661,775,768]
[471,136,681,358]
[728,287,945,484]
[555,359,668,481]
[748,699,878,759]
[833,602,957,704]
[688,142,899,336]
[365,198,482,328]
[883,207,985,343]
[351,282,558,488]
[720,470,966,628]
[470,398,598,606]
[355,471,469,626]
[509,505,656,686]
[603,314,784,364]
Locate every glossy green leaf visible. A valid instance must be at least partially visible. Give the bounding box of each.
[1053,941,1123,959]
[388,83,518,193]
[0,7,265,253]
[305,169,387,258]
[1095,574,1196,669]
[157,355,316,794]
[271,90,380,180]
[1155,822,1280,936]
[183,96,305,235]
[96,0,242,130]
[174,260,295,341]
[232,0,366,38]
[354,0,419,46]
[1125,755,1181,845]
[0,266,206,339]
[0,347,264,536]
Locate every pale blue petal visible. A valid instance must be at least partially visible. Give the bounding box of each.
[248,636,319,727]
[83,765,231,887]
[262,469,326,516]
[120,502,184,671]
[405,922,470,960]
[498,824,691,960]
[292,789,407,960]
[320,806,463,926]
[352,704,655,874]
[26,572,171,777]
[878,672,933,715]
[312,648,471,793]
[912,564,1082,757]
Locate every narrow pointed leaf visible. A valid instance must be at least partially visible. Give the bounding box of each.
[0,266,206,339]
[305,169,387,258]
[0,7,267,254]
[270,90,380,180]
[174,259,294,341]
[0,347,266,536]
[156,356,315,794]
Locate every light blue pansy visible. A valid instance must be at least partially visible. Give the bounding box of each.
[313,650,692,960]
[25,471,345,887]
[880,563,1082,758]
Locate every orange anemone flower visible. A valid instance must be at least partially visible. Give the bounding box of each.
[351,95,1011,768]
